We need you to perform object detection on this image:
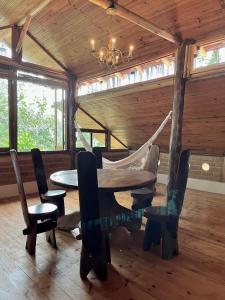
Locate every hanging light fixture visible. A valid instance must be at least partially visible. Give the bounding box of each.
[90,1,134,69]
[90,38,134,69]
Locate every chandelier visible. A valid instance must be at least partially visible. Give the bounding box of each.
[90,38,134,69]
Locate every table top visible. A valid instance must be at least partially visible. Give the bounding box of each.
[50,169,156,192]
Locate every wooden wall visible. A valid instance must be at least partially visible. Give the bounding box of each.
[79,74,225,155]
[0,152,71,186]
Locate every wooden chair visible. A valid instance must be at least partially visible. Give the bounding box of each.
[143,150,190,259]
[31,148,66,217]
[131,145,160,210]
[10,149,58,255]
[77,151,110,281]
[93,147,103,169]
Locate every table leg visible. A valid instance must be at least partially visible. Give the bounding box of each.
[98,191,142,232]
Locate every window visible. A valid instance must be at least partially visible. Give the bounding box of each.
[76,129,106,149]
[0,28,12,58]
[193,39,225,69]
[0,78,9,148]
[17,80,67,151]
[77,54,175,96]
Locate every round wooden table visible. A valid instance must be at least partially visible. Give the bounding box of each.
[50,169,156,231]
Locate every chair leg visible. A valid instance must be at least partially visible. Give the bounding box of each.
[80,245,92,280]
[46,229,57,249]
[105,234,111,264]
[26,223,37,255]
[161,221,178,260]
[143,219,161,251]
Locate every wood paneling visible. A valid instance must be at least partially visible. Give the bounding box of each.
[0,153,70,186]
[79,75,225,155]
[0,187,225,299]
[2,1,225,78]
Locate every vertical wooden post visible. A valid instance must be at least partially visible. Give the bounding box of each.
[106,130,111,151]
[67,74,77,169]
[167,40,190,192]
[9,25,22,150]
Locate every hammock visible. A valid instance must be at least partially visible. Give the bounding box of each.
[75,110,172,170]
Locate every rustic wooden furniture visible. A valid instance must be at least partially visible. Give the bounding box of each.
[143,150,190,259]
[131,145,160,210]
[31,148,66,217]
[10,149,58,255]
[50,168,156,232]
[77,151,110,280]
[93,147,103,169]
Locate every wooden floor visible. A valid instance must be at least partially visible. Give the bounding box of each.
[0,185,225,300]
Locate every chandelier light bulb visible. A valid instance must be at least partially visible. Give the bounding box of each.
[90,40,95,51]
[129,45,134,57]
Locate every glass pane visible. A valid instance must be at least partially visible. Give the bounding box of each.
[76,132,91,148]
[194,40,225,69]
[0,28,11,58]
[92,133,105,147]
[77,54,175,96]
[0,78,9,147]
[17,81,65,151]
[55,89,66,150]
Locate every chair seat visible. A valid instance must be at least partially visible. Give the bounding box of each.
[41,189,66,200]
[28,203,58,220]
[144,206,178,222]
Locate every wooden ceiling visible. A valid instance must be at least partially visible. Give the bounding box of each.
[1,0,225,78]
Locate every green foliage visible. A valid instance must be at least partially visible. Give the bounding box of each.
[0,79,9,147]
[17,81,55,151]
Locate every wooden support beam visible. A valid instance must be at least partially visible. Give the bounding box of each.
[88,0,181,45]
[16,16,32,53]
[18,0,53,26]
[68,75,77,168]
[0,25,13,31]
[27,31,69,73]
[78,106,128,149]
[168,40,192,192]
[12,25,22,63]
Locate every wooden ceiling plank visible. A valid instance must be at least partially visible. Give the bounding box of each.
[88,0,181,45]
[16,15,32,53]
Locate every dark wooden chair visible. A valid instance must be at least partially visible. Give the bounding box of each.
[93,147,103,169]
[10,149,58,255]
[31,148,66,217]
[131,145,160,210]
[143,150,190,259]
[77,151,110,281]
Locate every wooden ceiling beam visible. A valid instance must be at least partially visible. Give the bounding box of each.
[27,31,70,73]
[18,0,54,26]
[0,25,13,30]
[16,16,32,53]
[88,0,181,45]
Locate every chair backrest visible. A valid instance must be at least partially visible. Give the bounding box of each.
[10,150,31,227]
[93,147,103,169]
[144,144,160,174]
[77,151,102,251]
[167,150,190,216]
[31,148,48,195]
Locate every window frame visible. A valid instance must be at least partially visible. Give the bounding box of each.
[0,68,69,154]
[190,38,225,77]
[75,128,107,151]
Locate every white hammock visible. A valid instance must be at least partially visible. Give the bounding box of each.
[75,110,172,170]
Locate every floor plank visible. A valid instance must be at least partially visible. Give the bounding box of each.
[0,185,225,300]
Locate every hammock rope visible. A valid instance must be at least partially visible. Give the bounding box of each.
[75,110,172,170]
